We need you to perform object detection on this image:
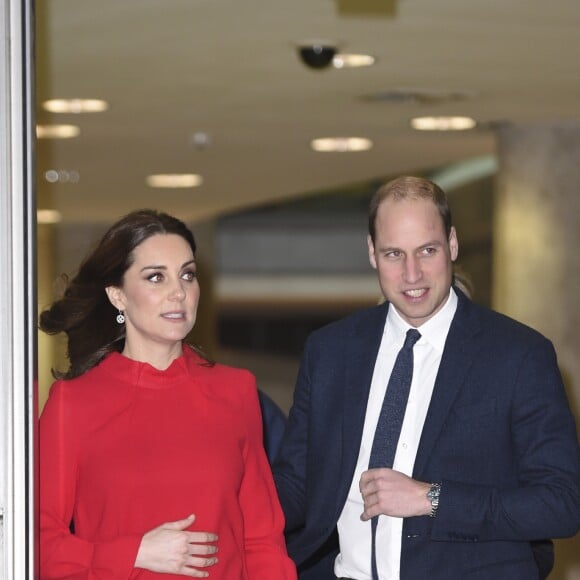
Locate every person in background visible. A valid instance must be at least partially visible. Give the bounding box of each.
[273,176,580,580]
[258,390,288,464]
[39,209,296,580]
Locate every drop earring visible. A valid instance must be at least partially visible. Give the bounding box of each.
[116,310,125,324]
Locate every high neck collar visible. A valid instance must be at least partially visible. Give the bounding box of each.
[101,350,190,389]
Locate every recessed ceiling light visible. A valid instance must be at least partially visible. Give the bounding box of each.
[36,124,80,139]
[42,99,109,113]
[37,209,62,224]
[333,53,375,68]
[146,174,203,188]
[44,169,80,183]
[411,116,477,131]
[311,137,373,152]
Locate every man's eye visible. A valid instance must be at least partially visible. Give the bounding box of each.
[385,251,401,259]
[423,247,437,255]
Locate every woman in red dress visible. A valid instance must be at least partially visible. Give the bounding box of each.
[39,209,296,580]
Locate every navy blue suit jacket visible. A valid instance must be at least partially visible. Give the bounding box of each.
[273,290,580,579]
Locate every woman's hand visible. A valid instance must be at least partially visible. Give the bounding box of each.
[135,514,218,577]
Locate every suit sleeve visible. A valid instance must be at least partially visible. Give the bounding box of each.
[272,338,313,533]
[431,339,580,542]
[238,373,297,579]
[39,382,142,579]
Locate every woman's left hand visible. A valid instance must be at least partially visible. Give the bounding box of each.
[134,513,219,577]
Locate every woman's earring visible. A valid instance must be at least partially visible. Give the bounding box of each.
[116,310,125,324]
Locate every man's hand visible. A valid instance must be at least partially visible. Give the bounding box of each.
[359,468,431,520]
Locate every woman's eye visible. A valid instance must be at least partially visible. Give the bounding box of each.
[182,270,196,282]
[147,272,163,282]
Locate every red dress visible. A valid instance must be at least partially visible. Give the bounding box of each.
[39,347,296,579]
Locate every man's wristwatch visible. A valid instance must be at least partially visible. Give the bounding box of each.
[427,482,441,518]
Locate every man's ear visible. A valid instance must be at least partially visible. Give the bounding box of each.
[105,286,125,311]
[449,227,459,262]
[367,235,377,270]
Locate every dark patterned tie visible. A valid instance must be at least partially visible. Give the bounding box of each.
[368,328,421,580]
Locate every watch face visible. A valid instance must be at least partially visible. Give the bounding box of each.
[427,484,441,500]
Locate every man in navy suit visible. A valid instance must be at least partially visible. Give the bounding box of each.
[273,176,580,580]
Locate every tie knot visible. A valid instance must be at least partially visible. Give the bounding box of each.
[404,328,421,349]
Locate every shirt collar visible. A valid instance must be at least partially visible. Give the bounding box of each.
[386,288,458,354]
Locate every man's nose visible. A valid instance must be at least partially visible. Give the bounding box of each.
[403,256,421,283]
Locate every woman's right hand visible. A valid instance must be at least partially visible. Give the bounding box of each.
[135,514,218,577]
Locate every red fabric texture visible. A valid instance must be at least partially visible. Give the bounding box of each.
[40,347,296,579]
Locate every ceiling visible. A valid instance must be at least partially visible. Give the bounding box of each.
[35,0,580,225]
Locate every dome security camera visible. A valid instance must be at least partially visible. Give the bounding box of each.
[298,44,336,69]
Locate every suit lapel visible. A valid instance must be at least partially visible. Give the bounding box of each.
[335,294,482,491]
[338,303,388,501]
[413,291,482,477]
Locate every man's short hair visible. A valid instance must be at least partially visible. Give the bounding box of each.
[368,176,453,243]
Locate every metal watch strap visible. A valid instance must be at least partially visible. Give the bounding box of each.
[427,482,441,518]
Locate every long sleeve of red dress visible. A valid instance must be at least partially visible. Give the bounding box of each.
[39,348,296,579]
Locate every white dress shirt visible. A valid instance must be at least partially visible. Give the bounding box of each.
[334,289,457,580]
